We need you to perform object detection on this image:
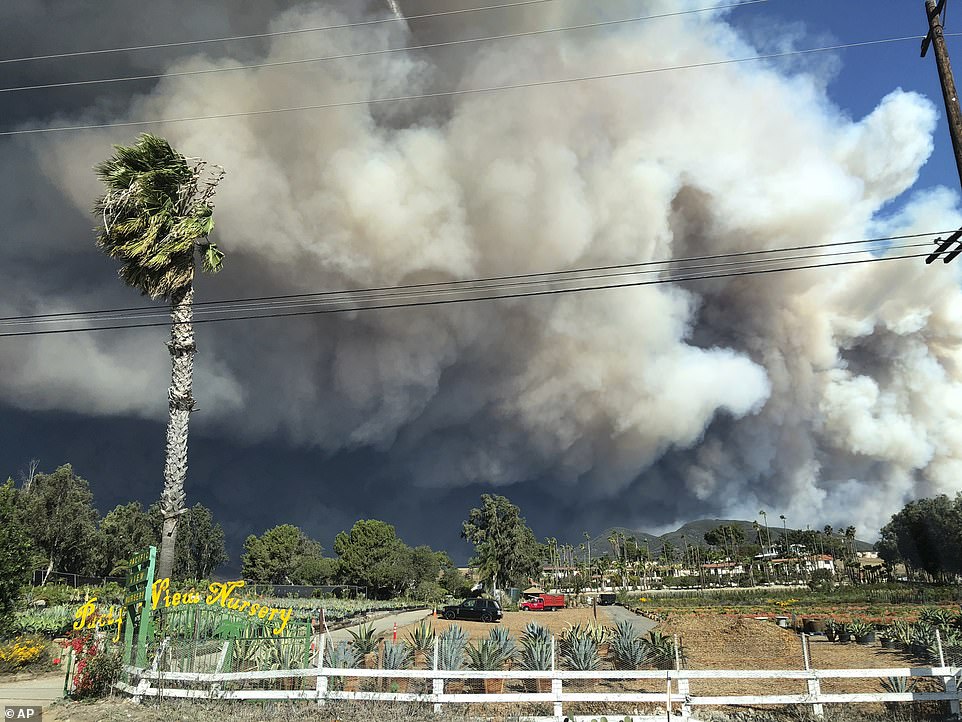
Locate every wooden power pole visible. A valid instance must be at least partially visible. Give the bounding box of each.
[923,0,962,191]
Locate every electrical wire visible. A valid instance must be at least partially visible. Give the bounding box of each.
[0,1,768,94]
[0,33,947,137]
[0,249,933,339]
[0,0,564,65]
[0,230,942,326]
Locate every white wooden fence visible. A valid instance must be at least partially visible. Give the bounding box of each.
[117,663,962,719]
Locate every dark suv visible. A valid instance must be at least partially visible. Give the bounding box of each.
[441,598,503,623]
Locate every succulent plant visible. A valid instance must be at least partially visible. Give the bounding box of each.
[560,634,601,671]
[920,607,954,629]
[522,622,551,645]
[466,638,510,671]
[487,626,516,661]
[406,620,435,655]
[518,635,553,671]
[848,620,873,638]
[347,622,382,655]
[326,640,360,669]
[880,676,917,693]
[382,640,413,670]
[435,624,469,670]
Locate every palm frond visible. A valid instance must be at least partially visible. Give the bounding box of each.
[93,133,225,300]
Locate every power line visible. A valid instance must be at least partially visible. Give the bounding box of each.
[0,1,767,95]
[0,249,931,338]
[0,230,942,326]
[0,33,947,137]
[0,0,563,65]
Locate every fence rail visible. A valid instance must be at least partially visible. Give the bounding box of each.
[118,661,962,719]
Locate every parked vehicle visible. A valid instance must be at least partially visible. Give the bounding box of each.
[441,598,503,623]
[598,593,617,606]
[519,594,566,612]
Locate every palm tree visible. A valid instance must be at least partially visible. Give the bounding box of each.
[94,134,226,580]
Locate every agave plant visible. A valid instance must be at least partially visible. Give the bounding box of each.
[466,639,510,671]
[518,635,553,671]
[435,624,469,670]
[522,622,551,645]
[348,623,382,655]
[561,634,601,671]
[889,619,913,646]
[382,640,413,670]
[406,620,435,656]
[642,631,678,669]
[327,640,360,669]
[880,676,918,693]
[487,626,516,662]
[611,621,649,669]
[920,607,955,629]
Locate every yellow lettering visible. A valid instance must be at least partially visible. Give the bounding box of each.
[151,579,170,610]
[171,592,181,607]
[238,601,251,613]
[113,608,124,644]
[227,597,241,611]
[273,608,292,636]
[206,581,245,607]
[73,599,97,631]
[249,603,260,616]
[258,607,268,619]
[267,609,278,621]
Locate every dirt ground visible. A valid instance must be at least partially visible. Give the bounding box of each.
[661,614,946,713]
[396,606,610,641]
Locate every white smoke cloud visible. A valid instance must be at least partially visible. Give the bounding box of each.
[3,0,962,539]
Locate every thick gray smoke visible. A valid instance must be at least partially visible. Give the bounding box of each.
[2,0,962,538]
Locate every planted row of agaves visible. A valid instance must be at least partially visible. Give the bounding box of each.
[329,619,678,673]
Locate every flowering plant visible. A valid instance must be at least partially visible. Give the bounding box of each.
[65,633,121,698]
[0,634,47,672]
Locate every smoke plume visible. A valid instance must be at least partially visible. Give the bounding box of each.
[2,0,961,540]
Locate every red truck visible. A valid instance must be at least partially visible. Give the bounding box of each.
[519,594,565,611]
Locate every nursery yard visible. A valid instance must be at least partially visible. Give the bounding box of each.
[396,606,611,641]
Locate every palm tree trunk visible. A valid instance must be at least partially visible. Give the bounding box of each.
[157,283,195,580]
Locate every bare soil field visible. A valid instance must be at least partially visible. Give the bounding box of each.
[396,606,606,641]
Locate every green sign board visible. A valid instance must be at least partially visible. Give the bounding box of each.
[122,545,156,669]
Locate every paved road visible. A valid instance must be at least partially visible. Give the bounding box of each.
[0,672,64,710]
[323,609,433,644]
[600,604,658,635]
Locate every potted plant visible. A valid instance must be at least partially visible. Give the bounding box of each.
[381,640,412,693]
[326,640,360,692]
[824,619,838,642]
[436,625,468,694]
[466,639,509,693]
[835,623,852,644]
[889,620,912,650]
[406,621,435,668]
[348,623,382,668]
[850,620,876,645]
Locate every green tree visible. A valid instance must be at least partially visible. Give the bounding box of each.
[170,504,228,580]
[461,494,541,595]
[96,502,156,576]
[877,495,962,579]
[333,519,407,598]
[17,464,99,582]
[242,525,322,584]
[0,479,32,636]
[94,134,226,580]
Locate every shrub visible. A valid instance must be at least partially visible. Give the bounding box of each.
[0,635,48,672]
[65,634,121,699]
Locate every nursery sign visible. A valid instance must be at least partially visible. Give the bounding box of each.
[150,578,294,635]
[73,598,124,643]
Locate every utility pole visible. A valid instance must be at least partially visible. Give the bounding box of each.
[923,0,962,191]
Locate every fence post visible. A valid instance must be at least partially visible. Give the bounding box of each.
[801,634,824,718]
[551,635,562,719]
[432,635,442,715]
[315,632,327,705]
[675,634,691,718]
[936,629,960,717]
